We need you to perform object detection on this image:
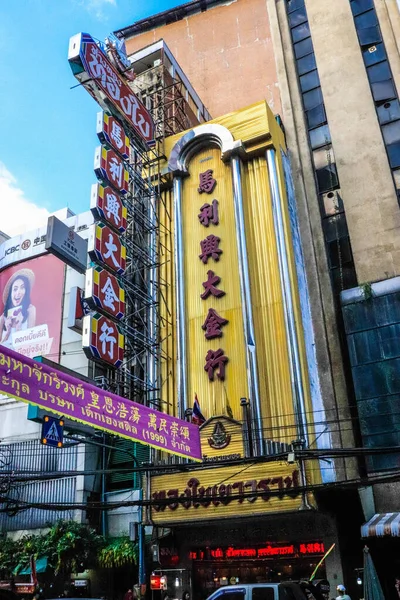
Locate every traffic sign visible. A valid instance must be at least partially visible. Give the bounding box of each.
[41,415,64,448]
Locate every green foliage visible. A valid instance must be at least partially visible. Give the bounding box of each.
[0,521,104,576]
[98,537,137,569]
[0,521,137,576]
[42,520,104,575]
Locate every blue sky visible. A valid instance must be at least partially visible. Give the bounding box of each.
[0,0,184,237]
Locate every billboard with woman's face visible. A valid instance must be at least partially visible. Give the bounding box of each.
[0,254,65,361]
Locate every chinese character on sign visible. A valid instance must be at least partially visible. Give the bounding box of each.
[201,270,225,300]
[110,120,124,150]
[199,235,222,264]
[148,413,157,430]
[198,169,217,194]
[101,276,120,312]
[202,309,228,339]
[99,320,116,359]
[198,200,219,227]
[104,233,121,270]
[204,348,228,381]
[109,157,123,188]
[105,192,121,226]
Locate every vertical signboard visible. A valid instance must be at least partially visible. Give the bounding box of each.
[82,312,124,368]
[87,222,127,275]
[85,266,125,320]
[90,183,127,234]
[182,151,248,419]
[94,146,129,195]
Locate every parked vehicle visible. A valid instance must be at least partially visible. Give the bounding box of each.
[205,581,325,600]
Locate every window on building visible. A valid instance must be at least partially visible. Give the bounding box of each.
[355,9,378,29]
[321,189,344,217]
[377,100,400,125]
[357,25,381,46]
[367,61,392,84]
[371,79,396,103]
[382,121,400,168]
[306,103,327,129]
[288,7,308,28]
[298,52,317,75]
[291,21,311,43]
[362,43,386,66]
[350,0,400,192]
[309,124,331,149]
[300,70,320,93]
[294,37,313,59]
[303,87,324,111]
[350,0,374,16]
[286,0,357,293]
[313,146,339,193]
[323,213,349,242]
[287,0,305,12]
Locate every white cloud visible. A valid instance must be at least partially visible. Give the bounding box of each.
[80,0,117,20]
[0,162,50,238]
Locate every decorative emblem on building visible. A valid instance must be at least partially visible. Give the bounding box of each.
[208,420,231,449]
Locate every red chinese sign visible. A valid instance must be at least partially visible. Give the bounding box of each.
[97,111,130,159]
[90,183,127,234]
[82,312,124,368]
[85,266,125,321]
[94,146,129,195]
[88,222,126,275]
[197,170,230,381]
[69,33,155,145]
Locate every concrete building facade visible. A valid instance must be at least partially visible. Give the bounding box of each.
[113,0,400,596]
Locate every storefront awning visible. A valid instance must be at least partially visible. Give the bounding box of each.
[14,556,48,576]
[361,513,400,537]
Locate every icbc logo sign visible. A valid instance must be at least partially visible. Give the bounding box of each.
[21,239,31,250]
[5,245,20,256]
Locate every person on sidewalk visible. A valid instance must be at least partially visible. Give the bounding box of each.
[336,585,351,600]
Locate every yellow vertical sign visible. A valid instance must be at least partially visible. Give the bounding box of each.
[182,148,249,420]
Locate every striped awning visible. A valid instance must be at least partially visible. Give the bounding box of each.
[361,513,400,537]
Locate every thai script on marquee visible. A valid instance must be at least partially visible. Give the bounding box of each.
[0,345,201,461]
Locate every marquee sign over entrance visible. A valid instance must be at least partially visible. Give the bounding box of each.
[0,345,202,461]
[150,460,304,524]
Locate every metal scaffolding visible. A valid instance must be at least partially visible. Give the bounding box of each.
[95,56,204,412]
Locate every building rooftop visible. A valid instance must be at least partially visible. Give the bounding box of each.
[114,0,226,39]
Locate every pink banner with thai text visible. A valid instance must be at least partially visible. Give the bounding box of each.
[0,345,202,461]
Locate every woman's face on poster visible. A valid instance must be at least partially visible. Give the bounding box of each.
[11,278,26,307]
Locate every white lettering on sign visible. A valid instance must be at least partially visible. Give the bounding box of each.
[99,320,116,359]
[86,42,152,142]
